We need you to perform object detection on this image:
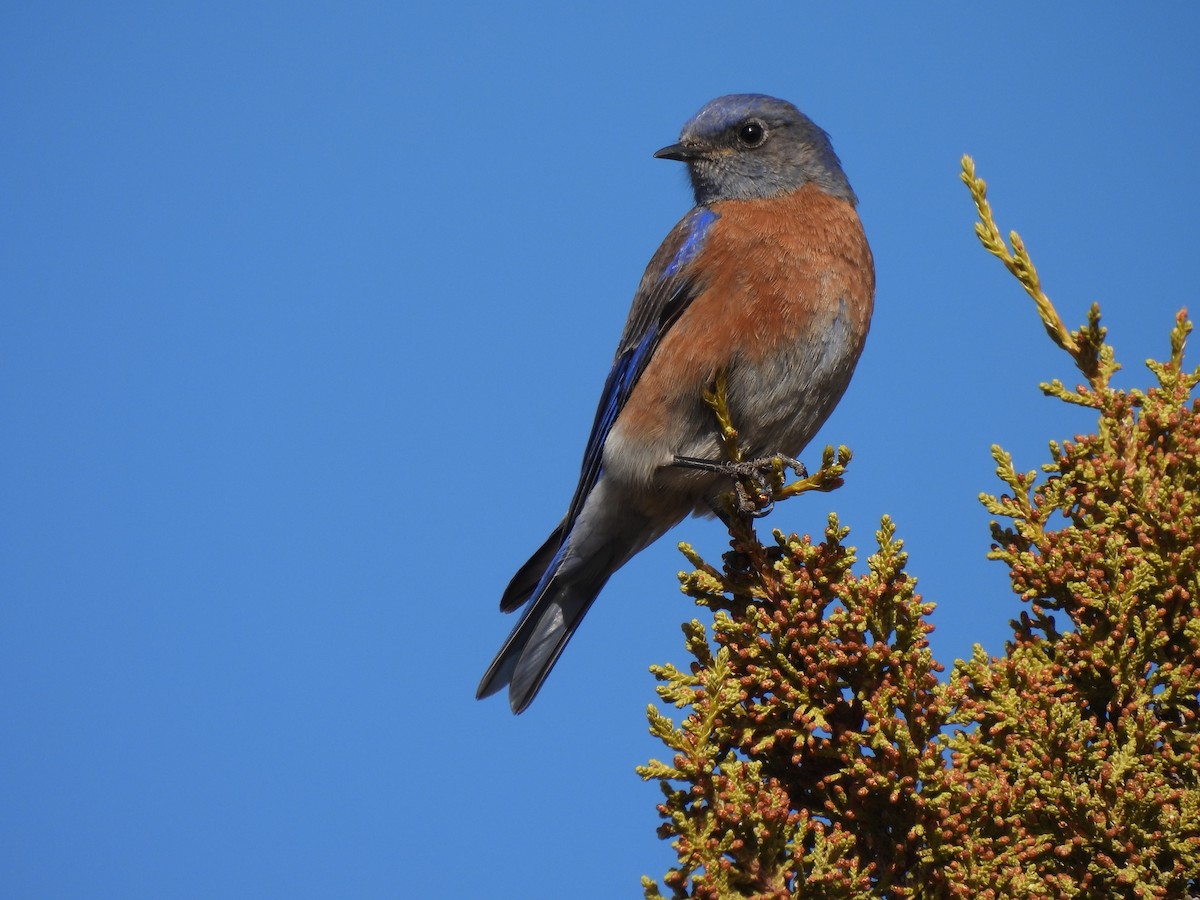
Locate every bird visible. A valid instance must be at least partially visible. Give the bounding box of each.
[477,94,875,714]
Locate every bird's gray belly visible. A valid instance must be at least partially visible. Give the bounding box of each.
[603,298,860,520]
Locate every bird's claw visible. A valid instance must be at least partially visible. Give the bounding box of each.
[672,453,808,517]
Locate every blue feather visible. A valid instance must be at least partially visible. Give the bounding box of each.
[665,208,717,277]
[563,207,717,528]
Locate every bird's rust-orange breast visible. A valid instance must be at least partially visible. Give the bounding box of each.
[618,183,874,442]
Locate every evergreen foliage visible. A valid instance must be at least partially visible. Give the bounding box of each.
[640,158,1200,898]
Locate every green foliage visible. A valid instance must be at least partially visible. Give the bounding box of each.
[639,159,1200,898]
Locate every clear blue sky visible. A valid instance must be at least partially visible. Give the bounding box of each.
[3,4,1197,898]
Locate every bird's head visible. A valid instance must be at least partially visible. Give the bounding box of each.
[655,94,856,207]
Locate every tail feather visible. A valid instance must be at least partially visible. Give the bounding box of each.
[499,523,564,613]
[476,577,600,713]
[479,489,665,712]
[478,523,631,712]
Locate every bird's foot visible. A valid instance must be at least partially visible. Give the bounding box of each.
[673,454,807,518]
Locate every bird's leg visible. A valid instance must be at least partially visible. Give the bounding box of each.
[673,455,807,479]
[672,367,814,517]
[672,454,808,517]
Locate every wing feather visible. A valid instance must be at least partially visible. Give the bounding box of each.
[563,207,718,528]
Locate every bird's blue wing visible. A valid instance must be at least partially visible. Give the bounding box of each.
[483,206,719,700]
[563,206,718,528]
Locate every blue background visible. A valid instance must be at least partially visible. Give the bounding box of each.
[3,4,1197,897]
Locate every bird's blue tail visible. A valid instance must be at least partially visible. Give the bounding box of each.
[477,525,633,713]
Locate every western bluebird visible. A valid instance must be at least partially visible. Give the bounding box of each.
[477,94,875,713]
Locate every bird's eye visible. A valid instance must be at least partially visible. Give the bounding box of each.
[737,121,766,148]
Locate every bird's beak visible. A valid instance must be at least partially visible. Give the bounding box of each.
[653,142,701,161]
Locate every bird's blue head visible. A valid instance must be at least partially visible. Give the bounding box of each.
[655,94,856,207]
